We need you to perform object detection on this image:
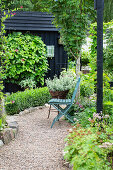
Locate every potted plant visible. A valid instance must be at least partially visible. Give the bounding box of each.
[46,70,76,99]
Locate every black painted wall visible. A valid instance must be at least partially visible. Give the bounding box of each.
[2,12,68,92]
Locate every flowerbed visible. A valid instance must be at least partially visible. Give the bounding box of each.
[64,112,113,169]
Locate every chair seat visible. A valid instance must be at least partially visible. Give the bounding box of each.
[49,98,72,105]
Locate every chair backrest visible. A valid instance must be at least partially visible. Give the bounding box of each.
[71,77,80,103]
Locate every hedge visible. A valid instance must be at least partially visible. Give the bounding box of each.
[5,87,51,115]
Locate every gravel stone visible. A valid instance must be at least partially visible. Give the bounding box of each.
[0,107,72,170]
[0,140,4,147]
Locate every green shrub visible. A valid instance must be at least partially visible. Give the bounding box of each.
[104,101,113,115]
[2,32,48,86]
[67,96,96,127]
[81,51,90,66]
[80,74,94,97]
[104,27,113,77]
[5,87,51,115]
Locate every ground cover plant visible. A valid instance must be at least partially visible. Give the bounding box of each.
[5,87,51,115]
[64,113,113,170]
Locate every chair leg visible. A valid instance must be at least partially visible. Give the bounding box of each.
[57,104,59,121]
[47,105,51,119]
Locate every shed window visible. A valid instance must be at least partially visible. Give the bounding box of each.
[47,45,54,58]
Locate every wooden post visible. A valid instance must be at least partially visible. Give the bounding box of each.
[94,0,104,113]
[0,2,2,117]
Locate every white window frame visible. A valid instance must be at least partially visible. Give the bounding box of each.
[47,45,54,58]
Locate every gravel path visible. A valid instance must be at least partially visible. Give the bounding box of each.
[0,107,72,170]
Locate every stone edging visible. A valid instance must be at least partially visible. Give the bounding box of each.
[0,121,19,147]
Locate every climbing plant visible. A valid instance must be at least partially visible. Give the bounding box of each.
[50,0,95,60]
[89,20,113,75]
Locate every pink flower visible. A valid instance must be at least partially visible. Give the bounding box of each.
[15,49,18,52]
[20,6,23,8]
[76,101,79,105]
[21,59,25,62]
[11,12,16,16]
[12,101,15,104]
[79,104,83,108]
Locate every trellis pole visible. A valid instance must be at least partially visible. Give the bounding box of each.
[94,0,104,113]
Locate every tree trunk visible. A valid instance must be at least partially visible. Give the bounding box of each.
[76,54,81,98]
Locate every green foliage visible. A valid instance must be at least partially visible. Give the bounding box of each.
[89,21,113,75]
[104,27,113,78]
[103,87,113,115]
[46,69,76,91]
[104,0,113,22]
[2,32,48,86]
[19,78,36,89]
[0,114,7,131]
[64,124,113,170]
[81,51,90,66]
[67,96,96,127]
[51,0,95,60]
[103,73,113,115]
[3,0,34,11]
[5,87,51,115]
[80,74,95,97]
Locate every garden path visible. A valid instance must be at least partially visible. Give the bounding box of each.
[0,106,72,170]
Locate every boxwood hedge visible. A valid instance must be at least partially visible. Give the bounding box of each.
[5,87,51,115]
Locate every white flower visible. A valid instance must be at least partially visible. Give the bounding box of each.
[73,118,79,122]
[88,118,92,122]
[99,142,113,148]
[104,115,110,119]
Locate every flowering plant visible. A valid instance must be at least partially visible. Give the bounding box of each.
[64,123,113,169]
[88,111,110,131]
[2,32,48,86]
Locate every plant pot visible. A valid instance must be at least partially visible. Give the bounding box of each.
[49,90,69,99]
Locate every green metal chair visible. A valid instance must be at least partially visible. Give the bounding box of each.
[48,77,81,128]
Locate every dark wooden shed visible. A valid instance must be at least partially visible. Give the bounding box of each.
[2,11,68,92]
[4,11,68,79]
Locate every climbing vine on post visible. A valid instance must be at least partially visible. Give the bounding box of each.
[50,0,95,60]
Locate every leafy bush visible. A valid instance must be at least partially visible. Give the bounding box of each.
[5,87,51,115]
[67,96,96,127]
[104,101,113,115]
[80,74,95,97]
[19,78,36,89]
[2,32,48,85]
[81,51,90,66]
[104,27,113,78]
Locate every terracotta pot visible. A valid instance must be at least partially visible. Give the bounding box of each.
[49,90,69,99]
